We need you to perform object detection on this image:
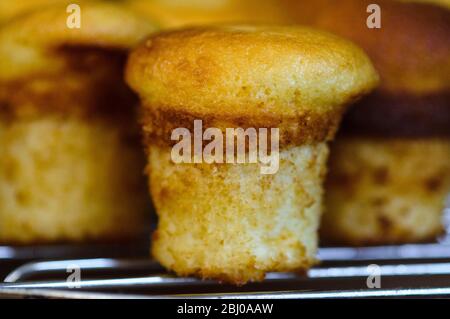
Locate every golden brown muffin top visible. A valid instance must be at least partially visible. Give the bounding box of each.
[281,0,450,96]
[0,2,157,82]
[127,25,379,144]
[0,2,157,118]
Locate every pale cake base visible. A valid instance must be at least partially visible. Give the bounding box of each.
[0,115,150,244]
[323,137,450,245]
[148,143,329,284]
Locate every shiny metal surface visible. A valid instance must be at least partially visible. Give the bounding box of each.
[193,287,450,299]
[2,258,450,298]
[4,260,450,285]
[4,258,161,283]
[2,223,450,299]
[2,286,450,299]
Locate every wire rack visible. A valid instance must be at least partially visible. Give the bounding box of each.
[1,243,450,299]
[1,207,449,299]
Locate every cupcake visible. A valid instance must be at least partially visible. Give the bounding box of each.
[282,0,450,245]
[0,3,157,244]
[126,25,378,283]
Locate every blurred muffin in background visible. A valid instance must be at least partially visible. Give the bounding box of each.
[126,25,378,283]
[125,0,290,28]
[281,0,450,245]
[0,2,156,244]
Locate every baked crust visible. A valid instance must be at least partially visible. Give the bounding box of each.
[0,2,157,118]
[127,25,379,146]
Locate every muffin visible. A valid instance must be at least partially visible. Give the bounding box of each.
[126,25,379,283]
[0,3,157,244]
[124,0,290,28]
[281,0,450,245]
